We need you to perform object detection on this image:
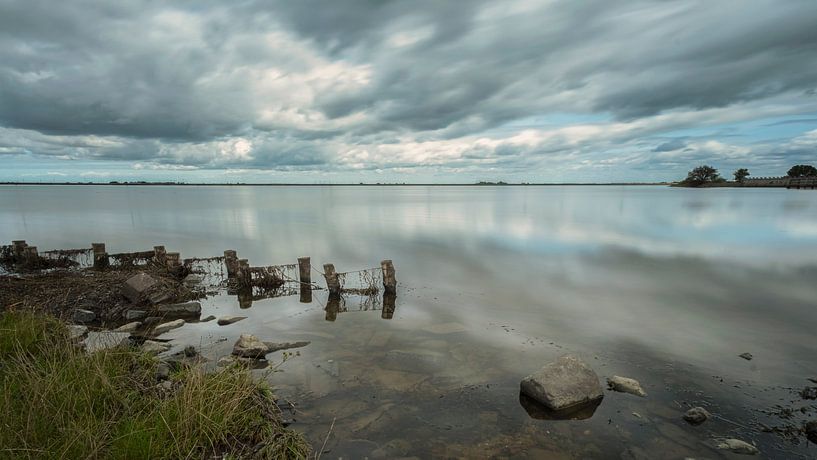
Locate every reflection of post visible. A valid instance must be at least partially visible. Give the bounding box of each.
[382,292,396,319]
[224,250,238,278]
[323,263,341,296]
[325,295,340,321]
[381,259,396,295]
[237,288,253,309]
[298,257,312,303]
[153,245,167,265]
[92,243,108,269]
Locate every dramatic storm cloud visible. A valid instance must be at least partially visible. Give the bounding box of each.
[1,0,816,182]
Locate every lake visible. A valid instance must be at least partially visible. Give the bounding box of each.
[2,185,816,458]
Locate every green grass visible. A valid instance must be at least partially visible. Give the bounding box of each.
[0,311,310,459]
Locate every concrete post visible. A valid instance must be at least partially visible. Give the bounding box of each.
[323,263,341,296]
[381,259,397,295]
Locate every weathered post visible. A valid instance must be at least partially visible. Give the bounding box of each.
[166,252,182,276]
[224,250,238,278]
[24,246,39,268]
[12,240,26,261]
[92,242,108,269]
[153,245,167,265]
[238,259,250,287]
[382,292,396,320]
[298,257,312,303]
[298,257,311,285]
[381,259,397,295]
[323,263,341,297]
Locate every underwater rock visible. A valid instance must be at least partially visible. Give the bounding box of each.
[716,438,758,455]
[153,319,184,335]
[217,315,247,326]
[739,352,753,361]
[683,407,711,425]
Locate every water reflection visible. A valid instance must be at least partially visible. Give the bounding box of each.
[518,394,602,421]
[324,292,396,322]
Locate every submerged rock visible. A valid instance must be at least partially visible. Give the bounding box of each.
[153,319,185,335]
[233,334,270,358]
[739,352,753,361]
[155,301,201,316]
[716,438,759,455]
[607,375,647,397]
[264,341,311,353]
[519,355,604,411]
[142,340,171,354]
[200,315,216,322]
[217,315,247,326]
[115,321,141,333]
[683,407,711,425]
[72,309,96,324]
[217,355,269,369]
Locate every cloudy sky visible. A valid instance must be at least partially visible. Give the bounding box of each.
[1,0,816,183]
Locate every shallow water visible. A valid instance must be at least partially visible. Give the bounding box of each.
[2,185,817,458]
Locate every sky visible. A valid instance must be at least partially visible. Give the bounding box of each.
[1,0,816,183]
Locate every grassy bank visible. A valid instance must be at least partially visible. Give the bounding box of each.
[0,311,310,459]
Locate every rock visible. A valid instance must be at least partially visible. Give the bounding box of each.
[115,321,141,333]
[800,387,817,400]
[683,407,711,425]
[217,355,269,369]
[142,340,171,354]
[155,301,201,316]
[217,315,247,326]
[607,375,647,397]
[156,362,171,380]
[143,316,162,326]
[122,272,159,303]
[716,438,759,455]
[383,349,444,373]
[232,334,270,358]
[72,309,96,324]
[264,341,311,353]
[806,420,817,444]
[200,315,216,322]
[153,319,185,335]
[125,310,147,321]
[183,274,203,286]
[67,325,88,341]
[739,352,753,361]
[83,331,130,353]
[519,355,604,411]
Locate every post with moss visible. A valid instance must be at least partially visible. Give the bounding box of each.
[323,263,341,297]
[92,242,108,269]
[381,259,397,295]
[224,250,239,278]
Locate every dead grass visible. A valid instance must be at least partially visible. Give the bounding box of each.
[0,311,310,459]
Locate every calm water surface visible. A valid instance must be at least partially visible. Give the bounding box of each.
[2,185,817,458]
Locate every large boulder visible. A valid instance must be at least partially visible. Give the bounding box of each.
[232,334,270,358]
[520,355,604,411]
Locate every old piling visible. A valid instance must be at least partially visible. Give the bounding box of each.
[323,263,341,297]
[153,245,167,265]
[224,250,239,278]
[298,257,311,285]
[237,259,250,286]
[381,259,397,295]
[92,243,108,269]
[24,246,39,267]
[12,240,27,260]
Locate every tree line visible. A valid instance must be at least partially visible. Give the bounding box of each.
[681,164,817,186]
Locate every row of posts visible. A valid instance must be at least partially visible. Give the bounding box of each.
[223,250,397,301]
[91,243,182,273]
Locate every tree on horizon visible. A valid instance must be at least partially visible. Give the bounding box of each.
[733,168,750,183]
[787,164,817,178]
[683,165,722,186]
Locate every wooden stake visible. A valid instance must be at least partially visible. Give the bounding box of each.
[380,259,397,295]
[323,263,340,296]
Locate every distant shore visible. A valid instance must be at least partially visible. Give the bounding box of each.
[0,181,672,187]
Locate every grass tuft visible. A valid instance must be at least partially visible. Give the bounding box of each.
[0,310,310,459]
